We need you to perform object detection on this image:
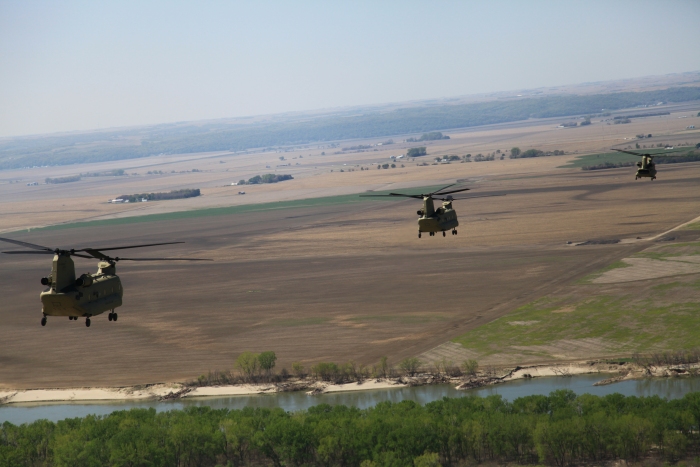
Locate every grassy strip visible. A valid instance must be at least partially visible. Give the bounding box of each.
[453,295,700,358]
[559,152,640,169]
[24,185,444,233]
[558,146,695,169]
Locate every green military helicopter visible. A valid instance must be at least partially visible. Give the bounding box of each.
[0,237,211,327]
[361,184,504,238]
[612,148,690,180]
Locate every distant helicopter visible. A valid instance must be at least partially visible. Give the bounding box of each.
[0,238,211,327]
[612,148,688,180]
[361,184,504,238]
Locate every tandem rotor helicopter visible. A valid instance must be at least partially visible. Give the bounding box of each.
[361,184,504,238]
[612,148,689,180]
[0,238,211,327]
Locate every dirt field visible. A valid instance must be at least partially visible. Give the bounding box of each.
[1,108,699,388]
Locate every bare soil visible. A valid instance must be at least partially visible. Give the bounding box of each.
[1,108,699,388]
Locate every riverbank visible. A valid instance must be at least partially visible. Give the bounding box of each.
[2,360,697,406]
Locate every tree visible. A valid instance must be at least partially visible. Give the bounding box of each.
[510,147,521,157]
[279,156,285,160]
[414,452,440,466]
[292,362,305,378]
[235,352,260,380]
[398,357,421,376]
[258,351,277,376]
[407,147,427,157]
[379,356,389,378]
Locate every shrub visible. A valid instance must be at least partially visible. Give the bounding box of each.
[292,362,305,378]
[398,357,421,376]
[461,359,479,376]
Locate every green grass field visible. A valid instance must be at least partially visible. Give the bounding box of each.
[452,294,700,359]
[25,185,446,233]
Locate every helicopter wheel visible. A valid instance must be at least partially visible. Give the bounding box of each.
[108,313,113,321]
[454,230,458,235]
[85,318,91,328]
[443,231,446,237]
[41,316,47,327]
[418,232,421,238]
[113,313,118,322]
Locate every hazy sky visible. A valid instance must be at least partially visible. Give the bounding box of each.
[1,1,699,137]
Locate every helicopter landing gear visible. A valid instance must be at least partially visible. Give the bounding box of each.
[451,229,457,235]
[429,232,434,237]
[418,232,421,238]
[85,317,91,328]
[41,315,47,326]
[443,231,446,237]
[108,311,118,322]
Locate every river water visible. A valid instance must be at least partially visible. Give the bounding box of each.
[3,374,700,426]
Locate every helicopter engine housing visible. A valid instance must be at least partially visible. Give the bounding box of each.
[75,274,93,287]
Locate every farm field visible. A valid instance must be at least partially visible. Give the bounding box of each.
[0,107,699,388]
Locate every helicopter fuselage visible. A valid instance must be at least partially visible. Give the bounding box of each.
[40,254,123,318]
[635,157,656,180]
[417,198,459,233]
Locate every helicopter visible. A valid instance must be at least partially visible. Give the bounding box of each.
[0,237,211,327]
[361,184,504,238]
[612,148,689,180]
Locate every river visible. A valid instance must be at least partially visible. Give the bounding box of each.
[3,374,700,426]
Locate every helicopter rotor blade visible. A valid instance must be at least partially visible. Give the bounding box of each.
[114,257,213,261]
[1,250,55,255]
[443,194,507,201]
[612,149,647,157]
[81,249,112,261]
[433,187,472,196]
[612,148,689,158]
[0,237,54,251]
[74,241,184,253]
[389,193,424,198]
[429,183,456,195]
[360,193,423,199]
[72,253,97,259]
